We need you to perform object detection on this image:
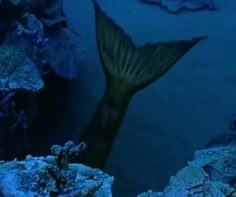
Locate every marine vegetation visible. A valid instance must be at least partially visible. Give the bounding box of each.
[77,0,205,169]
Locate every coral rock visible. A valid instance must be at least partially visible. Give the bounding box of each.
[0,155,113,196]
[0,44,44,92]
[140,0,217,13]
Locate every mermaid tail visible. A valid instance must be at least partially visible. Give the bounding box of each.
[78,0,205,169]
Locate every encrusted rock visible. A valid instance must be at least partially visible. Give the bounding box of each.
[189,145,236,184]
[140,0,217,13]
[0,144,113,196]
[0,44,44,92]
[138,145,236,196]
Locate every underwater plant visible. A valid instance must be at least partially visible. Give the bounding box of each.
[77,0,206,169]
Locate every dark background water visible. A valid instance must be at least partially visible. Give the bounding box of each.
[1,0,236,196]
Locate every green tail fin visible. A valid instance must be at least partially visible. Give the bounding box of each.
[77,1,206,169]
[94,0,205,91]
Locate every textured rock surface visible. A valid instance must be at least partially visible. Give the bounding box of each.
[138,145,236,196]
[190,145,236,185]
[0,44,44,92]
[140,0,217,13]
[0,154,113,196]
[0,0,86,80]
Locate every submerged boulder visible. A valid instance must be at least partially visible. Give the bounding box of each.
[140,0,217,13]
[0,141,113,196]
[190,144,236,186]
[0,44,44,92]
[138,144,236,196]
[0,0,86,80]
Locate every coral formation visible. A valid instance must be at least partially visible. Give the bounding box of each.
[138,144,236,196]
[0,44,44,92]
[0,0,86,79]
[0,0,86,161]
[0,141,113,196]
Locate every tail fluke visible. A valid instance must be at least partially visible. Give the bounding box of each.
[94,0,205,92]
[77,1,206,169]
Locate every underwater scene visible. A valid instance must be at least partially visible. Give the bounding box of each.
[0,0,235,196]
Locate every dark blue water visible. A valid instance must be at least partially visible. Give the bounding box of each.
[0,0,235,196]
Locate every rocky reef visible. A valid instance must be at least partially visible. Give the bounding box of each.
[0,0,87,160]
[138,134,236,197]
[0,0,86,80]
[0,43,44,92]
[0,141,113,196]
[0,135,235,196]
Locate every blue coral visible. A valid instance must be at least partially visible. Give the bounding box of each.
[0,44,44,92]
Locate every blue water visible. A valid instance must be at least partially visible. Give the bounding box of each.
[1,0,236,196]
[63,0,236,196]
